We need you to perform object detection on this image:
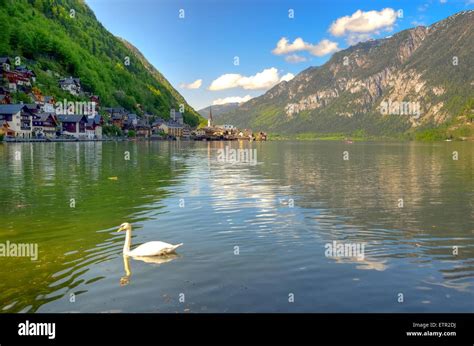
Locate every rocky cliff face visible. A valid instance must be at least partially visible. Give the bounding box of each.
[219,10,474,135]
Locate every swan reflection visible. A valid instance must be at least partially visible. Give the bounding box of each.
[120,254,179,286]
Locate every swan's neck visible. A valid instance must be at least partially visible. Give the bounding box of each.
[123,255,131,277]
[123,229,132,255]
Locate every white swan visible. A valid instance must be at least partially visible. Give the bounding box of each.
[117,223,183,257]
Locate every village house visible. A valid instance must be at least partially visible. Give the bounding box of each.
[193,128,206,137]
[104,107,126,116]
[182,125,191,138]
[0,57,11,72]
[104,107,127,128]
[111,113,125,128]
[136,119,151,137]
[4,70,31,91]
[15,66,36,83]
[32,113,59,138]
[0,119,9,136]
[151,118,164,128]
[0,104,34,138]
[59,77,81,96]
[124,113,138,130]
[86,114,103,140]
[150,118,165,135]
[159,121,183,137]
[24,103,40,114]
[58,114,88,139]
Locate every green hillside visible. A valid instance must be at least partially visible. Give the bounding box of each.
[0,0,203,126]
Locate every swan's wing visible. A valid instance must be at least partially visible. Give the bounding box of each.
[130,241,180,256]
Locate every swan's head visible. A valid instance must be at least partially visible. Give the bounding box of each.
[117,222,132,232]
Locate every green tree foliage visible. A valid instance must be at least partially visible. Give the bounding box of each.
[102,124,123,137]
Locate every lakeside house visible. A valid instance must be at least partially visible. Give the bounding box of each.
[32,113,59,138]
[0,104,34,138]
[124,113,138,130]
[159,121,183,137]
[86,114,103,139]
[57,114,88,139]
[182,125,191,138]
[193,128,206,137]
[136,119,151,137]
[105,107,127,128]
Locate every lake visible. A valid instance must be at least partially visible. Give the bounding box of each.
[0,140,472,313]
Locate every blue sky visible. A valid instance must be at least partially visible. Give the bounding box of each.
[86,0,474,110]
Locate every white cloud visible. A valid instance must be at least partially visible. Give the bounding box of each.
[180,79,202,89]
[212,95,252,105]
[329,8,398,36]
[308,39,341,56]
[272,37,340,57]
[285,54,307,63]
[209,67,289,91]
[280,73,295,82]
[272,37,307,55]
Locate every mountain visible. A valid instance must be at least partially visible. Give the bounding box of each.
[218,10,474,136]
[198,103,240,120]
[0,0,203,126]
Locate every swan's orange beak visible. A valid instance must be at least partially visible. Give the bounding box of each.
[117,225,125,232]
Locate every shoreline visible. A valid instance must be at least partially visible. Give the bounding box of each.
[1,137,472,143]
[267,133,474,142]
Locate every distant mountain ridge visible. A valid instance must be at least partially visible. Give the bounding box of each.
[218,10,474,136]
[198,103,240,121]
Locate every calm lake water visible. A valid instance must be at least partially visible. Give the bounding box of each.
[0,140,472,313]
